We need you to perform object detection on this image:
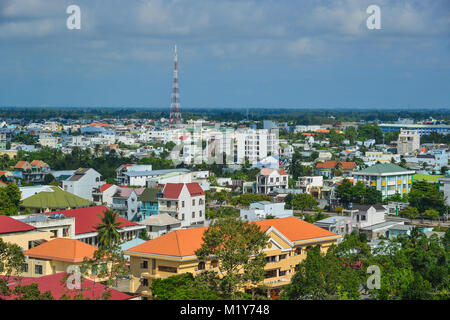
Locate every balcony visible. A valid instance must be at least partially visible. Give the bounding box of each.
[110,203,127,210]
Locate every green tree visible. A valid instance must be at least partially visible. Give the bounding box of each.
[409,180,446,214]
[151,272,221,300]
[401,206,419,222]
[0,183,22,216]
[291,193,317,215]
[95,209,122,250]
[195,216,269,299]
[281,246,361,300]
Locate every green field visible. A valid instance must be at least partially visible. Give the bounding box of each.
[413,174,444,182]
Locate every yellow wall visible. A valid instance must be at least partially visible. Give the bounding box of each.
[127,230,340,297]
[1,231,53,251]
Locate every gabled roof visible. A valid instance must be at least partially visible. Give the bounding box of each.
[186,183,205,197]
[0,215,36,234]
[0,273,134,300]
[259,168,288,176]
[138,188,158,202]
[44,206,139,235]
[125,217,337,258]
[163,183,185,199]
[21,186,92,209]
[140,213,181,226]
[24,238,96,263]
[14,161,31,169]
[100,184,115,192]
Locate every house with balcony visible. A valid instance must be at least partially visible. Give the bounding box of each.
[12,160,51,185]
[256,168,288,194]
[157,182,206,228]
[314,161,355,178]
[124,216,341,299]
[44,206,145,247]
[296,176,323,199]
[137,187,159,221]
[352,163,415,200]
[110,187,142,221]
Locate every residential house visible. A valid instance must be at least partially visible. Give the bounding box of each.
[12,160,51,185]
[44,206,145,247]
[315,161,355,178]
[240,202,293,221]
[138,188,159,221]
[62,168,104,202]
[314,216,353,241]
[139,213,182,239]
[352,163,415,200]
[20,186,92,213]
[256,168,288,194]
[157,182,206,228]
[124,217,341,299]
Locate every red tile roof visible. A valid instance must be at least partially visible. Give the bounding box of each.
[0,216,36,234]
[44,206,138,235]
[100,184,115,192]
[0,273,135,300]
[24,238,96,263]
[163,183,184,199]
[186,183,205,197]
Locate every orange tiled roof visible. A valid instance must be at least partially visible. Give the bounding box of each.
[24,238,97,263]
[126,217,337,258]
[260,168,288,176]
[14,161,30,169]
[316,161,355,170]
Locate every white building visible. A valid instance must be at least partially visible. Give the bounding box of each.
[235,128,279,164]
[62,168,104,202]
[343,204,387,230]
[240,201,293,221]
[256,168,288,194]
[157,182,206,228]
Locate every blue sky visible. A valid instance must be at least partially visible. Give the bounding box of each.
[0,0,449,109]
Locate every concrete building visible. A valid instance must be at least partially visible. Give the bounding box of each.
[139,213,182,239]
[235,128,279,164]
[396,129,420,155]
[62,168,104,202]
[240,202,293,221]
[157,182,206,228]
[353,163,415,200]
[342,204,387,230]
[296,176,323,199]
[314,216,353,241]
[256,168,288,194]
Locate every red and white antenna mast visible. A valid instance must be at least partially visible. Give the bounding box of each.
[169,44,182,126]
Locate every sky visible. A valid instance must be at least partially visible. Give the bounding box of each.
[0,0,449,109]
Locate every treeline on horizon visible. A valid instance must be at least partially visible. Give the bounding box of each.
[0,107,449,125]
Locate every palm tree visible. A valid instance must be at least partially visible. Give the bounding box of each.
[95,210,122,249]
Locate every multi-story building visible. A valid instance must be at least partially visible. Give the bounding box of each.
[396,129,420,155]
[124,217,341,299]
[353,163,415,200]
[315,161,356,178]
[62,168,104,202]
[110,187,142,221]
[157,182,205,228]
[12,160,51,184]
[296,176,323,199]
[235,128,279,165]
[256,168,288,194]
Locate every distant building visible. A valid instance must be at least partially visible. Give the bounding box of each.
[240,202,293,221]
[353,163,415,200]
[315,161,355,178]
[314,216,353,241]
[139,213,182,239]
[12,160,51,184]
[62,168,104,202]
[396,129,420,155]
[256,168,288,194]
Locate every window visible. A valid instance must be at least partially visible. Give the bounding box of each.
[158,266,177,273]
[28,241,33,250]
[35,265,43,275]
[182,201,185,208]
[197,262,206,270]
[361,215,366,221]
[50,230,58,238]
[211,260,218,268]
[192,199,196,206]
[23,263,28,273]
[192,212,195,218]
[199,210,202,217]
[167,201,171,208]
[265,269,277,279]
[140,260,148,269]
[279,254,287,260]
[142,278,149,287]
[181,214,185,220]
